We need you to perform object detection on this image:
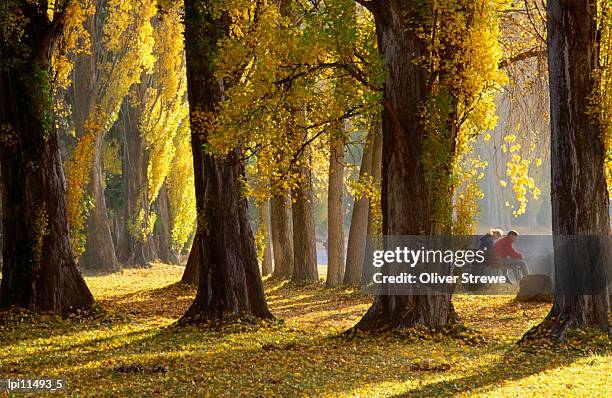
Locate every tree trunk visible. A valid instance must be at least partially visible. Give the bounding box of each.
[361,125,383,285]
[181,237,199,284]
[522,0,610,340]
[0,3,94,314]
[180,0,272,323]
[291,163,319,283]
[155,182,180,265]
[326,135,345,287]
[344,127,375,285]
[79,133,121,272]
[352,2,456,331]
[271,192,294,279]
[258,200,273,276]
[116,97,157,267]
[0,179,3,270]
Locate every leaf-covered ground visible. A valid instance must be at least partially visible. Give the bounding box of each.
[0,263,610,397]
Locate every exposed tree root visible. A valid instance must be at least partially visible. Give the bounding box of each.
[347,295,458,334]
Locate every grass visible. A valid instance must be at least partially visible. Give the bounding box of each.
[0,263,610,397]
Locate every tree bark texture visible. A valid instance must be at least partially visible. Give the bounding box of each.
[353,2,456,330]
[79,132,121,272]
[258,199,274,276]
[271,192,294,279]
[326,136,345,287]
[362,124,383,284]
[181,236,199,284]
[291,163,319,283]
[180,0,272,322]
[344,127,375,285]
[523,0,610,340]
[0,2,94,314]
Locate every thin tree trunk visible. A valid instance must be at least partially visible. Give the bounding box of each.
[0,3,94,314]
[522,0,610,341]
[259,200,273,276]
[291,164,319,283]
[155,182,180,265]
[271,192,294,278]
[326,135,345,287]
[80,133,121,272]
[344,127,375,285]
[116,97,157,267]
[180,0,272,323]
[361,125,383,285]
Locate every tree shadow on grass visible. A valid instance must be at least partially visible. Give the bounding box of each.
[36,326,608,398]
[0,282,195,349]
[100,282,196,319]
[389,344,610,398]
[2,293,607,397]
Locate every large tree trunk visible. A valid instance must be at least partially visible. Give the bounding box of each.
[258,200,274,276]
[344,127,375,285]
[291,164,319,283]
[155,182,180,265]
[0,179,3,270]
[522,0,610,340]
[116,97,157,267]
[361,125,383,285]
[79,133,121,272]
[270,192,294,279]
[180,0,272,323]
[352,2,456,331]
[0,3,94,314]
[326,136,345,287]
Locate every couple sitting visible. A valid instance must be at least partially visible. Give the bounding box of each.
[479,229,529,282]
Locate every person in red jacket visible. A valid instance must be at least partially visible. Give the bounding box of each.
[494,230,529,282]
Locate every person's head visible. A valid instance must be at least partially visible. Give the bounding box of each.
[507,230,519,242]
[490,228,503,240]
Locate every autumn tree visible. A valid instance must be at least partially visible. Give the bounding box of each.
[207,1,380,289]
[0,0,94,314]
[65,0,155,271]
[326,126,346,287]
[522,0,611,340]
[361,124,383,284]
[257,199,274,276]
[179,0,272,323]
[353,0,506,330]
[344,120,377,286]
[270,193,294,279]
[116,5,188,266]
[291,155,319,283]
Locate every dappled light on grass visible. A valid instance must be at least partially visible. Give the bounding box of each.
[0,264,609,397]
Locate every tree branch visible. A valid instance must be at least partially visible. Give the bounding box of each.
[499,47,545,69]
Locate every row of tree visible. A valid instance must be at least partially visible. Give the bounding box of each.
[0,0,609,338]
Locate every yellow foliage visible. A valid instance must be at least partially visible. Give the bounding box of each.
[64,0,156,251]
[140,3,188,205]
[167,122,197,252]
[420,0,507,232]
[594,0,612,196]
[65,132,96,259]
